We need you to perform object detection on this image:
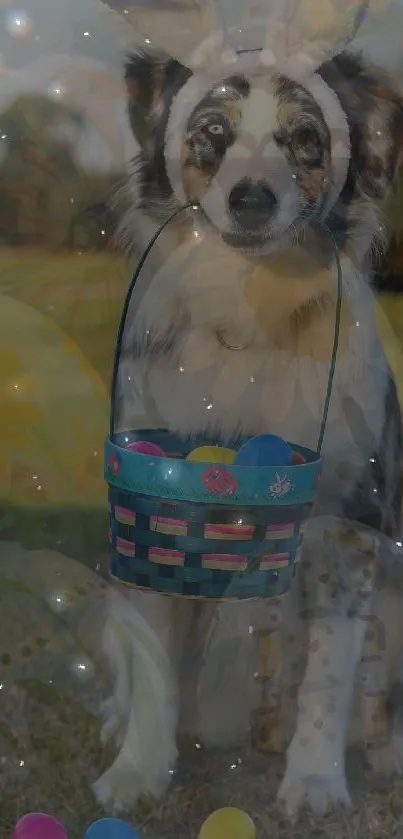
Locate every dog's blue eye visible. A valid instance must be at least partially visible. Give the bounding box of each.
[208,124,224,135]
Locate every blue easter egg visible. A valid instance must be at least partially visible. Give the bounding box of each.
[234,435,292,467]
[85,819,140,839]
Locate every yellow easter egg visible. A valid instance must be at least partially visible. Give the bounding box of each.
[0,293,108,509]
[199,808,256,839]
[187,446,236,465]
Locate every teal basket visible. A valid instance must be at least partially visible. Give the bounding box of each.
[105,205,342,600]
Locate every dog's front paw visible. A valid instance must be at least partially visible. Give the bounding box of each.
[93,760,171,814]
[278,768,351,819]
[93,766,139,814]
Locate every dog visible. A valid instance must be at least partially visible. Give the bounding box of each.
[94,44,403,818]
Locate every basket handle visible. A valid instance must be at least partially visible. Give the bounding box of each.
[109,202,195,438]
[109,204,343,455]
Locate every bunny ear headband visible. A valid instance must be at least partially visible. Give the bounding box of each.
[151,0,387,229]
[106,0,389,230]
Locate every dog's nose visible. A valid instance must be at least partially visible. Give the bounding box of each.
[229,179,277,228]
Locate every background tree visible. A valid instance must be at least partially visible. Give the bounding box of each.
[0,93,120,250]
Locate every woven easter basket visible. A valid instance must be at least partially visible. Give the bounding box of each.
[105,206,342,600]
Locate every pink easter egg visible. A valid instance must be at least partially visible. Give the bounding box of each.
[13,813,68,839]
[126,440,165,457]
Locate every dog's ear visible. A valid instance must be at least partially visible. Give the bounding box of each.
[356,81,403,201]
[124,48,192,148]
[321,53,403,201]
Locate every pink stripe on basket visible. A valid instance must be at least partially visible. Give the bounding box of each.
[149,547,185,566]
[116,537,135,558]
[150,516,187,535]
[115,505,136,526]
[204,523,254,540]
[259,552,290,569]
[202,554,248,572]
[265,522,294,540]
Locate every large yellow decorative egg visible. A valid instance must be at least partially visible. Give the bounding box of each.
[199,808,256,839]
[0,293,108,509]
[0,253,128,385]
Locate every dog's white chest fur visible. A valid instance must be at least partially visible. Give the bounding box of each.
[120,226,388,511]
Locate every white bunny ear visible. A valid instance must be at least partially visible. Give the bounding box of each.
[187,31,238,72]
[261,0,299,64]
[263,0,369,72]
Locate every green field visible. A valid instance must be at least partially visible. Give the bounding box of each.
[0,248,401,368]
[379,294,403,347]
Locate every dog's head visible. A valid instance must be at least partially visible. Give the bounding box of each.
[124,47,403,256]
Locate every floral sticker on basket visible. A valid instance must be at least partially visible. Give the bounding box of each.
[267,472,293,499]
[202,466,238,497]
[108,451,121,477]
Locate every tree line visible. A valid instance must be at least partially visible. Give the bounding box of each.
[0,93,121,251]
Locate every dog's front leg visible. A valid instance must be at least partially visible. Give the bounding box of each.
[278,523,372,818]
[93,587,191,813]
[278,610,364,817]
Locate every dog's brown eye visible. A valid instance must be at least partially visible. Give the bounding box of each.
[291,127,319,147]
[290,126,322,164]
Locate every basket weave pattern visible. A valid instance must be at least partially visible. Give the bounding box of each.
[109,485,313,599]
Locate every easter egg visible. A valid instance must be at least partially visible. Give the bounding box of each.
[126,440,166,457]
[235,434,292,467]
[0,293,108,510]
[85,818,141,839]
[201,466,238,497]
[292,451,307,465]
[187,446,236,465]
[13,813,68,839]
[199,808,256,839]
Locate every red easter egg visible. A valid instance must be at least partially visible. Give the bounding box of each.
[202,466,238,497]
[292,451,306,465]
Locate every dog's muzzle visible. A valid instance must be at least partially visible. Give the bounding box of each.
[229,178,278,230]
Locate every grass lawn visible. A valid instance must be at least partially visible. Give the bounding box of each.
[0,247,402,384]
[378,294,403,346]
